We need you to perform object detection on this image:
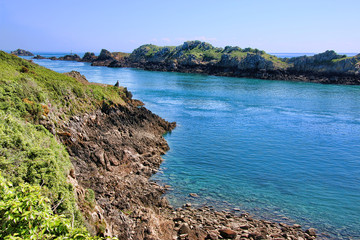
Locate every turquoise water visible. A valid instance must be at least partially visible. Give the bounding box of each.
[29,57,360,239]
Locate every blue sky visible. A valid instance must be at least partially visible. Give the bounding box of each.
[1,0,359,53]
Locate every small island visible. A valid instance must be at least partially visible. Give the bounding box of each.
[10,48,34,56]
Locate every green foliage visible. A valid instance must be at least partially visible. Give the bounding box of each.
[0,173,106,240]
[0,112,83,225]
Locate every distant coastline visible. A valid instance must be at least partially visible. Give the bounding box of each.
[13,41,360,85]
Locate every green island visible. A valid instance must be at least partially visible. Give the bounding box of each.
[36,40,360,85]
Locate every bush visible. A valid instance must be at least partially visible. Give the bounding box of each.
[0,173,104,239]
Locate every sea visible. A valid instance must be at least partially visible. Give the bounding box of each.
[17,52,360,239]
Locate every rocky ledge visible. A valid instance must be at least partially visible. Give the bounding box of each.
[11,48,34,56]
[51,72,317,239]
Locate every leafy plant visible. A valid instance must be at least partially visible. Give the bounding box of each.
[0,173,107,239]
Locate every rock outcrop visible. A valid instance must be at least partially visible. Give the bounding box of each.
[58,54,82,61]
[82,52,97,62]
[33,54,46,59]
[11,49,34,56]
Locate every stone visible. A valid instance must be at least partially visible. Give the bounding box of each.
[305,228,316,236]
[219,229,237,239]
[178,223,191,234]
[189,193,199,198]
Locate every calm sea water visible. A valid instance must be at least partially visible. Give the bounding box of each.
[26,55,360,239]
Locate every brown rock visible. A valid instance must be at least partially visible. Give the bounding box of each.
[305,228,317,236]
[219,229,237,239]
[178,223,191,235]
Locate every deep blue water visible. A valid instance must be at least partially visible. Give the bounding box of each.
[26,56,360,239]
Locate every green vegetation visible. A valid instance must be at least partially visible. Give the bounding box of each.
[0,51,126,122]
[0,51,126,238]
[0,174,105,240]
[131,41,289,68]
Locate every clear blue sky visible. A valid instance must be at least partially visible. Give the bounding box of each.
[1,0,359,53]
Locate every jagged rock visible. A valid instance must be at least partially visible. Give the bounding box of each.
[97,49,114,61]
[11,49,34,56]
[82,52,97,62]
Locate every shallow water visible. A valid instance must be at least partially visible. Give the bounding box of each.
[29,56,360,239]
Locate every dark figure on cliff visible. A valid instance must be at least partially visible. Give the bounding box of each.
[114,80,119,87]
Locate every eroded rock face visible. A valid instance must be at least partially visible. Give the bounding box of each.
[58,101,176,239]
[11,49,34,56]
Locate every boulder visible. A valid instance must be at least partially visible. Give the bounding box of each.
[219,229,237,239]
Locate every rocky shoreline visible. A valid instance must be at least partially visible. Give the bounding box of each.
[49,72,318,239]
[32,41,360,85]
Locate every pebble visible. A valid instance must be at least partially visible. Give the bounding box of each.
[189,193,199,198]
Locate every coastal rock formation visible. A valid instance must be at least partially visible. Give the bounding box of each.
[288,50,360,74]
[59,101,176,239]
[90,49,130,67]
[58,54,82,61]
[11,49,34,56]
[52,73,315,240]
[123,41,360,85]
[30,41,360,84]
[91,49,116,66]
[33,54,47,59]
[82,52,97,62]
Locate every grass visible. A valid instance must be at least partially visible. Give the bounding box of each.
[0,51,126,122]
[0,51,127,238]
